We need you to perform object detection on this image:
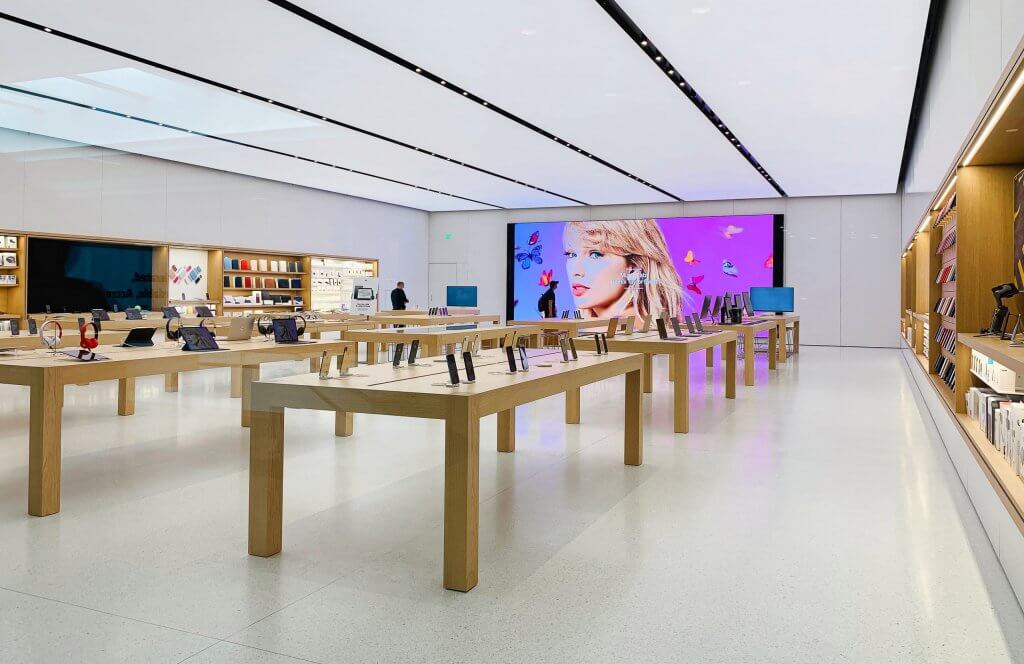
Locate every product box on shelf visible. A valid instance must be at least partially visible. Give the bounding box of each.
[971,349,1024,393]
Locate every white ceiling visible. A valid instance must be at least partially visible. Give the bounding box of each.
[0,0,929,210]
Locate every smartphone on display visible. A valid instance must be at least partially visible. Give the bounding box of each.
[568,337,578,360]
[9,319,19,336]
[445,354,461,385]
[27,318,37,335]
[670,317,683,337]
[684,315,697,334]
[599,334,609,354]
[337,347,349,374]
[318,351,331,379]
[392,342,404,367]
[407,339,420,365]
[559,338,570,362]
[656,318,669,340]
[462,350,476,382]
[505,346,518,372]
[473,334,481,354]
[517,346,529,370]
[693,316,706,334]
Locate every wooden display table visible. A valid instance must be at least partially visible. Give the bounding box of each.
[0,337,353,517]
[303,319,378,372]
[701,320,778,386]
[343,324,541,363]
[574,331,737,433]
[247,347,643,592]
[508,316,635,338]
[370,313,501,327]
[753,313,800,363]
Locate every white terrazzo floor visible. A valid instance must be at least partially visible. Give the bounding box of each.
[0,345,1022,663]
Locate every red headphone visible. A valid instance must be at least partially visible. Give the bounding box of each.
[79,322,99,350]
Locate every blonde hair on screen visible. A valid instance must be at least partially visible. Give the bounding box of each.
[565,219,686,318]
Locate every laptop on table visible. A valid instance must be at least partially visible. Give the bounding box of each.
[119,327,156,348]
[272,318,313,344]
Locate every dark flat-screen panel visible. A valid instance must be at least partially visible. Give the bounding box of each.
[28,238,155,313]
[446,285,478,307]
[506,214,783,320]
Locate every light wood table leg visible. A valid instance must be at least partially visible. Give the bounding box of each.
[425,338,442,358]
[706,347,714,367]
[365,342,377,365]
[309,331,322,372]
[668,353,674,382]
[240,364,260,428]
[793,321,800,353]
[642,353,653,394]
[164,372,179,393]
[672,350,689,434]
[743,330,755,386]
[248,406,284,557]
[624,368,643,466]
[334,411,354,437]
[117,377,135,416]
[443,402,480,592]
[29,371,63,516]
[230,366,242,398]
[497,407,515,452]
[768,328,777,371]
[565,386,581,424]
[776,321,787,364]
[725,340,737,398]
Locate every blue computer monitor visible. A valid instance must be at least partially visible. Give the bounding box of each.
[749,287,794,313]
[446,286,478,307]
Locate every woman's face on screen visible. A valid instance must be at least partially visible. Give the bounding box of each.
[563,225,629,314]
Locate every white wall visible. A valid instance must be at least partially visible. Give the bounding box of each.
[0,128,429,307]
[429,194,903,348]
[902,0,1024,244]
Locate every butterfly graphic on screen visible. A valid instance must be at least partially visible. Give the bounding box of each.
[721,225,744,239]
[538,269,554,286]
[686,275,705,294]
[763,254,774,268]
[684,249,700,265]
[722,260,740,277]
[528,231,540,245]
[515,245,543,269]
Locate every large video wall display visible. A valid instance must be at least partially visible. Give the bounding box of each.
[28,238,155,313]
[507,215,783,320]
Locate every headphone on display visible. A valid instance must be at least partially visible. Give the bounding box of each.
[166,316,183,342]
[77,321,100,361]
[256,315,274,337]
[293,315,306,336]
[39,319,62,351]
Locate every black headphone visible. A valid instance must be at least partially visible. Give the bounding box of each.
[293,315,306,336]
[256,315,274,337]
[166,317,182,341]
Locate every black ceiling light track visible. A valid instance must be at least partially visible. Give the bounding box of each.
[594,0,786,197]
[265,0,683,201]
[0,83,503,208]
[0,12,573,206]
[897,0,946,190]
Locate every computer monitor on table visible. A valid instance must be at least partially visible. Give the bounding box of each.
[749,287,795,315]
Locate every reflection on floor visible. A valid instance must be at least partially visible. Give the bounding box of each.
[0,346,1022,663]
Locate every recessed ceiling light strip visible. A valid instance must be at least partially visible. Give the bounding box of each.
[0,83,503,208]
[593,0,786,196]
[264,0,683,201]
[0,12,578,206]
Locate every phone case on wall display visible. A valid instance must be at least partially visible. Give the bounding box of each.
[240,259,249,271]
[230,259,240,270]
[234,276,243,288]
[277,278,289,288]
[223,257,232,270]
[263,277,274,288]
[290,278,302,288]
[244,276,253,289]
[271,260,279,272]
[258,259,268,271]
[223,276,230,287]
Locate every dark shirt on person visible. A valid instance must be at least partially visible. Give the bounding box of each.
[390,287,409,310]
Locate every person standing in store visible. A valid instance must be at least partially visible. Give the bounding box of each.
[390,281,409,310]
[538,280,558,318]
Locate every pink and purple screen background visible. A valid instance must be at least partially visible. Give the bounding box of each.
[509,214,777,320]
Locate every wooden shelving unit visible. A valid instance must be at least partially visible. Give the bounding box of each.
[218,251,311,313]
[0,234,26,320]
